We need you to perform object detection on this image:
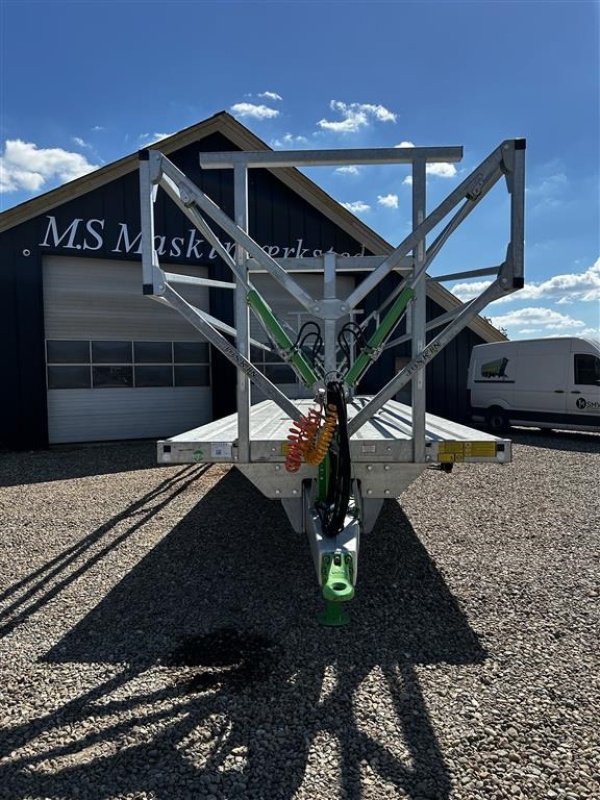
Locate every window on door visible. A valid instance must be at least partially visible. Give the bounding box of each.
[46,340,210,389]
[573,353,600,386]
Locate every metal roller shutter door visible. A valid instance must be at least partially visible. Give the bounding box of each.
[43,256,212,443]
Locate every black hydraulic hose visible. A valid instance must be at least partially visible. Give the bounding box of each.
[323,381,351,537]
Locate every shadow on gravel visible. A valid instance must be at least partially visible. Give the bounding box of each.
[2,470,486,800]
[0,440,159,487]
[507,428,600,453]
[0,464,210,639]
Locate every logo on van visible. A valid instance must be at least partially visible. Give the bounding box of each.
[481,357,510,379]
[576,397,600,410]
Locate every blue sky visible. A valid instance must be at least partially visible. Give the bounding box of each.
[1,0,598,339]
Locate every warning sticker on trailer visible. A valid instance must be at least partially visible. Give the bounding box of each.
[210,442,233,458]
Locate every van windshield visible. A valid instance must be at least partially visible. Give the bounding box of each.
[574,353,600,385]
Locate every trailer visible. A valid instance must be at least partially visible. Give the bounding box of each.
[139,137,525,624]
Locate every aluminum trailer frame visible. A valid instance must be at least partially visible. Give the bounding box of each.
[139,138,525,623]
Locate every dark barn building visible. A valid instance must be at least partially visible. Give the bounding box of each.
[0,112,504,449]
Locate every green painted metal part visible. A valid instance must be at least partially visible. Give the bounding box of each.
[247,290,318,386]
[318,600,350,627]
[344,287,415,386]
[321,552,355,603]
[317,455,330,502]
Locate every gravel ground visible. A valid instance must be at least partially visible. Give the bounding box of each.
[0,431,598,800]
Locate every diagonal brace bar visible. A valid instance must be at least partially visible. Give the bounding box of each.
[347,279,509,436]
[158,284,302,422]
[345,145,506,310]
[156,154,318,313]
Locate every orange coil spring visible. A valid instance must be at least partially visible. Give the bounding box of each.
[285,417,308,473]
[302,407,323,457]
[285,402,333,473]
[304,403,338,466]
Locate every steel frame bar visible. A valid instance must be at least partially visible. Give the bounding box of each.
[429,266,500,283]
[382,302,473,351]
[234,163,250,461]
[181,306,273,352]
[323,252,337,377]
[411,158,427,462]
[163,273,237,290]
[246,255,413,273]
[199,146,463,169]
[139,153,159,290]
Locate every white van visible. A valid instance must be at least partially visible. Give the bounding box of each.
[468,337,600,433]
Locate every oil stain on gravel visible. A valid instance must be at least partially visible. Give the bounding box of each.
[167,627,279,691]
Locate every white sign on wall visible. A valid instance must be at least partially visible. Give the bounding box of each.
[39,215,366,262]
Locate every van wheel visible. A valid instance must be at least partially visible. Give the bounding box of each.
[487,407,508,433]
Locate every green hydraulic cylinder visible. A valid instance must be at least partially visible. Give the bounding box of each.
[317,455,330,502]
[247,290,318,386]
[344,287,415,387]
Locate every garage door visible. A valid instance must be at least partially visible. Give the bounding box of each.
[43,256,212,443]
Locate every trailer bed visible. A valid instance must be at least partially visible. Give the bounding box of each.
[158,398,511,466]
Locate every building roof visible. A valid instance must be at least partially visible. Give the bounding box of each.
[0,110,505,342]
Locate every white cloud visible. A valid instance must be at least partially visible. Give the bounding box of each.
[451,279,493,300]
[395,141,415,148]
[92,125,104,132]
[72,136,90,148]
[377,193,399,209]
[0,139,99,193]
[527,172,567,197]
[230,102,279,120]
[490,307,586,332]
[259,91,282,102]
[426,162,457,178]
[526,171,570,214]
[341,200,371,214]
[451,258,600,305]
[138,132,173,144]
[318,100,396,133]
[335,165,360,175]
[272,132,308,148]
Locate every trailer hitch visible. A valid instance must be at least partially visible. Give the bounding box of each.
[319,551,354,626]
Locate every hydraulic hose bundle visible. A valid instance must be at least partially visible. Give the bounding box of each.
[320,381,351,537]
[284,382,352,538]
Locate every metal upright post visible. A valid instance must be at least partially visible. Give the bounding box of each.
[234,163,250,462]
[510,140,526,285]
[323,252,337,378]
[412,159,427,462]
[138,152,158,293]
